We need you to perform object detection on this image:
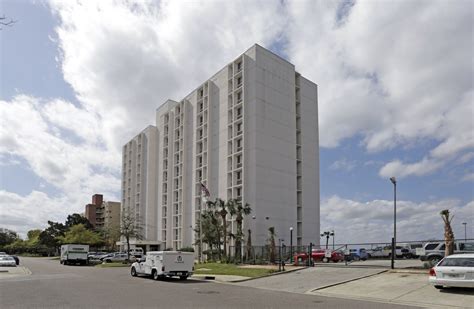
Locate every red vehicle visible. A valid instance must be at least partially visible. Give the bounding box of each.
[294,249,344,265]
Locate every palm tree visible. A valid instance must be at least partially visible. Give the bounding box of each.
[440,209,455,256]
[246,229,253,262]
[268,226,276,264]
[229,200,252,262]
[207,198,226,260]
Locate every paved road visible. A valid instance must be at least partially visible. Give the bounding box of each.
[0,257,417,309]
[235,266,386,293]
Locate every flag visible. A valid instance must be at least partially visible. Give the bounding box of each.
[200,181,210,203]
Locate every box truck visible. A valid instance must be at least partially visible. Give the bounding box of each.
[60,244,89,265]
[130,251,194,280]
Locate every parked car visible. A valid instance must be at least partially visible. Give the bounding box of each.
[429,254,474,289]
[294,249,343,264]
[420,241,474,266]
[349,248,368,261]
[0,256,17,267]
[399,243,424,258]
[0,253,19,265]
[88,252,107,260]
[367,246,406,258]
[128,248,144,257]
[102,253,130,263]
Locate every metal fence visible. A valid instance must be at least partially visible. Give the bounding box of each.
[219,238,474,265]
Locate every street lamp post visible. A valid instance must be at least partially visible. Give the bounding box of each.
[332,230,335,250]
[462,222,467,241]
[278,238,284,271]
[390,176,397,270]
[290,227,293,264]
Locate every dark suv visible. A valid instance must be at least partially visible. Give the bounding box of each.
[420,241,474,266]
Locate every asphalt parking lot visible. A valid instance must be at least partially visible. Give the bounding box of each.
[0,257,414,309]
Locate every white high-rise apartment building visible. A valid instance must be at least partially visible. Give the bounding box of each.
[122,44,319,251]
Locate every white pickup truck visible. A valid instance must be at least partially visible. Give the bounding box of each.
[130,251,194,280]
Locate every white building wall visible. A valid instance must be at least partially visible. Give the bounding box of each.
[123,44,320,250]
[121,125,159,242]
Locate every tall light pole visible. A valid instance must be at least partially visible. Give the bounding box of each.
[462,222,467,241]
[390,176,397,270]
[332,230,335,250]
[290,227,293,263]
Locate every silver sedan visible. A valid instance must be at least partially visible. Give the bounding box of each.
[0,256,17,267]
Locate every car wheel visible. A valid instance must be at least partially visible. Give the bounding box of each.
[106,259,112,263]
[180,276,187,280]
[322,257,329,263]
[434,285,444,290]
[131,267,137,277]
[361,258,367,261]
[152,270,159,280]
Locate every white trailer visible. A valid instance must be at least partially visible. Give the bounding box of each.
[60,244,89,265]
[130,251,194,280]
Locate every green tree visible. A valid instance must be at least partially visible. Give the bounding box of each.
[65,214,93,230]
[228,199,251,262]
[39,221,66,253]
[267,226,276,264]
[58,224,103,246]
[99,225,121,251]
[0,228,19,247]
[196,207,222,261]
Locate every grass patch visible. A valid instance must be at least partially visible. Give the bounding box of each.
[95,262,130,268]
[194,263,276,278]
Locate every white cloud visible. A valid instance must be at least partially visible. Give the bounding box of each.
[330,158,357,171]
[378,157,442,179]
[285,0,473,178]
[0,95,121,226]
[1,0,472,238]
[321,195,474,244]
[0,190,68,237]
[462,173,474,182]
[49,0,287,151]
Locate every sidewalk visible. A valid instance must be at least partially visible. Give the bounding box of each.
[309,271,474,309]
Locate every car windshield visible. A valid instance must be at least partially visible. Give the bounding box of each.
[439,257,474,267]
[1,256,14,261]
[425,243,439,250]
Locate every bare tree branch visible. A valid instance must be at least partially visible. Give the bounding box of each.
[0,15,17,29]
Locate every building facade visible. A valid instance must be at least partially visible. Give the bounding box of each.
[122,44,319,251]
[120,126,161,250]
[84,194,121,231]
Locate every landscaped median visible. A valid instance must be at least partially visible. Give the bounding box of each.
[193,263,304,282]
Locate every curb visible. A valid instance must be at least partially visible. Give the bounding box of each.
[193,266,307,283]
[231,266,308,283]
[308,269,388,292]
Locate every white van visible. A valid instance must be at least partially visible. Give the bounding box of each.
[130,251,194,280]
[60,244,89,265]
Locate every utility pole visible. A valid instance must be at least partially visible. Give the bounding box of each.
[390,177,397,270]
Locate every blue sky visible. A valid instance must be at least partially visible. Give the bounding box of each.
[0,0,472,242]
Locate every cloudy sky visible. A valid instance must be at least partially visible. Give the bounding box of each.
[1,0,472,243]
